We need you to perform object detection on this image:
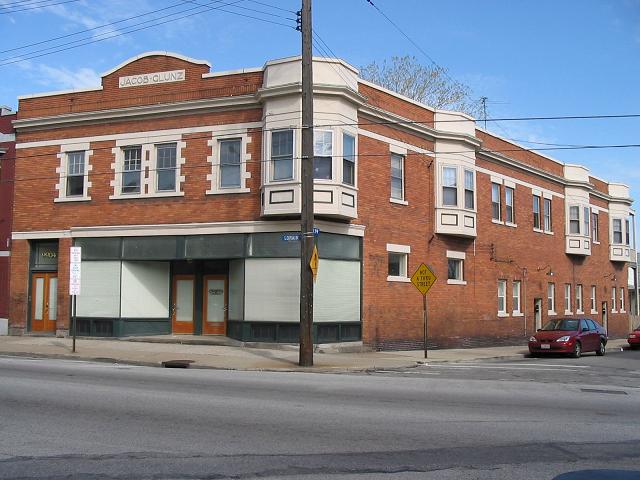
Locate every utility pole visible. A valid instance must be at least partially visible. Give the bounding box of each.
[480,96,488,129]
[298,0,314,367]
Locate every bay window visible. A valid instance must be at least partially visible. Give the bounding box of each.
[342,133,355,186]
[313,130,332,180]
[569,206,580,234]
[271,130,294,181]
[464,169,474,209]
[442,167,457,206]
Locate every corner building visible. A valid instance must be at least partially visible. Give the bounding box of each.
[9,52,636,348]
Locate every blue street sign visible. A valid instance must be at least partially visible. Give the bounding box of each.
[282,228,320,242]
[313,227,320,236]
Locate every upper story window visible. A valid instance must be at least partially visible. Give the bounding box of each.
[533,195,541,229]
[219,139,241,188]
[156,143,177,192]
[442,167,457,206]
[625,218,631,246]
[386,243,410,282]
[390,153,404,201]
[505,186,515,224]
[497,280,507,315]
[342,133,355,186]
[569,206,580,234]
[66,151,85,196]
[612,219,623,244]
[271,129,294,181]
[313,130,332,180]
[464,169,474,209]
[629,214,636,248]
[543,198,552,232]
[491,183,501,220]
[583,207,590,237]
[591,211,599,242]
[547,282,556,314]
[122,146,142,194]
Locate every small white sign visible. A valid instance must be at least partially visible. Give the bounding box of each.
[118,69,185,88]
[69,246,81,296]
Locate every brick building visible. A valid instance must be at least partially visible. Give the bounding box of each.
[8,52,637,348]
[0,106,16,335]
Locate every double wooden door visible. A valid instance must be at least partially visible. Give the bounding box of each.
[31,273,58,332]
[171,275,227,335]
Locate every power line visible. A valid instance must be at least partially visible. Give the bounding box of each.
[0,0,81,14]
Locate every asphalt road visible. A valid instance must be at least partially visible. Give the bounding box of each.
[0,349,639,480]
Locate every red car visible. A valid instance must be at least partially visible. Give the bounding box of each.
[628,326,640,349]
[529,318,607,358]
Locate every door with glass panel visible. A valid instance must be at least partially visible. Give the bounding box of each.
[31,273,58,332]
[202,275,227,335]
[171,275,195,334]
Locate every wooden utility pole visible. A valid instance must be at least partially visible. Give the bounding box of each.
[299,0,314,367]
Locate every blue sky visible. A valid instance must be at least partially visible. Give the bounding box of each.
[1,0,639,210]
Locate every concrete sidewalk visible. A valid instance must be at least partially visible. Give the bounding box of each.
[0,335,630,372]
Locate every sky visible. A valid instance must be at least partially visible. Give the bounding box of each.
[0,0,639,219]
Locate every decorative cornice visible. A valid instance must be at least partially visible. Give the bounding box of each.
[256,83,367,107]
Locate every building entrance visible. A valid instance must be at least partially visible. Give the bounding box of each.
[31,272,58,332]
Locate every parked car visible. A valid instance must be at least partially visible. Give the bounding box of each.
[628,326,640,350]
[528,318,607,358]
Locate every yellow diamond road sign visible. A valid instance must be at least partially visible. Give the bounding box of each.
[411,263,437,295]
[309,244,319,282]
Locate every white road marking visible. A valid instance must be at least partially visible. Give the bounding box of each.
[424,364,590,371]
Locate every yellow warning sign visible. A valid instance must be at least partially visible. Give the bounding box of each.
[410,263,437,295]
[310,244,319,282]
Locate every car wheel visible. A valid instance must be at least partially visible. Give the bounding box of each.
[572,341,581,358]
[596,340,605,356]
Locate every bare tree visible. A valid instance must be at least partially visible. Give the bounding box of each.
[360,56,482,117]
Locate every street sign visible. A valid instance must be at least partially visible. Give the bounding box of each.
[282,228,320,242]
[411,263,437,296]
[69,246,82,296]
[309,244,319,282]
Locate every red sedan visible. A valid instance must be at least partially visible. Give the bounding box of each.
[528,318,607,358]
[628,326,640,349]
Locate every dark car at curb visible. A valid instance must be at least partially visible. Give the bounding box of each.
[628,326,640,350]
[528,318,607,358]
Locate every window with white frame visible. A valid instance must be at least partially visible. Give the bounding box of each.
[612,219,623,244]
[122,146,142,194]
[543,198,552,232]
[442,166,457,206]
[625,218,630,246]
[492,183,501,221]
[548,282,556,314]
[446,250,465,285]
[155,143,177,192]
[513,280,521,314]
[590,285,597,313]
[591,212,599,242]
[313,130,332,180]
[569,206,580,234]
[583,207,590,237]
[505,186,515,224]
[576,284,583,313]
[66,151,85,197]
[629,214,636,248]
[219,139,241,188]
[342,133,355,186]
[611,287,617,312]
[386,244,409,282]
[464,169,474,209]
[533,195,541,229]
[498,280,507,314]
[564,283,572,313]
[271,129,294,181]
[390,153,404,201]
[620,287,625,312]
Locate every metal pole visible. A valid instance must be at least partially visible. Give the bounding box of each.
[72,295,76,353]
[423,295,428,359]
[298,0,314,367]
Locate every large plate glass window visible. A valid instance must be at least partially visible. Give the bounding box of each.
[342,133,355,186]
[271,130,294,181]
[313,130,332,180]
[390,153,404,201]
[220,139,241,188]
[122,146,142,194]
[442,167,457,206]
[156,143,177,192]
[66,151,85,196]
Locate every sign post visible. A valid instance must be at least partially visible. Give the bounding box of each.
[410,263,437,359]
[69,246,81,353]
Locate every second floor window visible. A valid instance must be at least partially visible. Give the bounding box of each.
[569,206,580,234]
[220,139,241,188]
[122,146,142,194]
[583,207,590,237]
[271,130,294,181]
[548,282,555,313]
[491,183,501,220]
[625,218,630,245]
[613,219,623,244]
[591,212,599,242]
[464,169,474,209]
[390,153,404,201]
[342,133,355,186]
[543,198,552,231]
[66,151,85,197]
[533,195,541,229]
[313,130,332,180]
[442,167,457,206]
[505,186,515,223]
[156,143,177,192]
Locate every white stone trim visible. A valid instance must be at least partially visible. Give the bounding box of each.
[446,250,465,259]
[387,275,411,283]
[498,312,510,317]
[0,251,10,257]
[207,129,252,195]
[390,144,408,155]
[447,279,467,286]
[490,175,504,185]
[54,145,93,202]
[387,243,411,253]
[476,166,563,200]
[390,198,409,206]
[12,230,71,240]
[504,179,516,189]
[356,128,434,156]
[202,67,262,78]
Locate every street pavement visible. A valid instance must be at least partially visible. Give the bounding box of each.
[0,334,630,371]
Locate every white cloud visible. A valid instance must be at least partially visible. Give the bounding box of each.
[36,64,100,90]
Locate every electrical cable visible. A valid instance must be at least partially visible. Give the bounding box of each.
[0,0,81,14]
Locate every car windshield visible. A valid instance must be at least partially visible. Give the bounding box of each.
[541,319,579,331]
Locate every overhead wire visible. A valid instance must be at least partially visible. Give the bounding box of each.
[0,0,81,14]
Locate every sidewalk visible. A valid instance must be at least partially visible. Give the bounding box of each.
[0,335,630,372]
